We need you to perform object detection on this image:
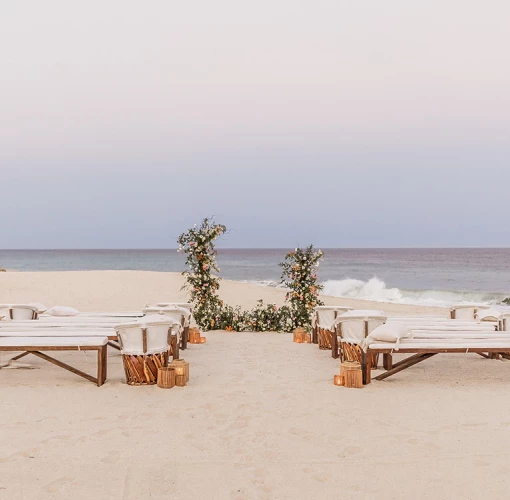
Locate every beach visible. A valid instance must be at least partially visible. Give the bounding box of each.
[1,271,510,499]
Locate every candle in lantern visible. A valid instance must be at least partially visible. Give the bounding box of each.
[173,365,185,376]
[334,375,343,386]
[200,337,207,344]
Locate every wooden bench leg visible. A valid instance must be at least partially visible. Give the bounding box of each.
[31,351,100,385]
[97,345,107,386]
[312,325,318,344]
[361,351,371,385]
[171,335,179,361]
[11,351,30,361]
[181,326,188,350]
[375,353,436,381]
[331,331,339,359]
[383,353,393,370]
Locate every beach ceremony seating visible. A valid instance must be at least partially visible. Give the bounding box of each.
[0,305,39,320]
[359,319,510,384]
[0,307,181,385]
[312,305,353,348]
[0,336,108,386]
[115,320,176,385]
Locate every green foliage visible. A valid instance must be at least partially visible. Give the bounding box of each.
[177,218,227,330]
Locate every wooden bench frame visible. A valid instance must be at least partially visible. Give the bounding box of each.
[2,344,108,386]
[361,347,510,385]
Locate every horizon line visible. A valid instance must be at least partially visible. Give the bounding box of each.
[2,247,510,251]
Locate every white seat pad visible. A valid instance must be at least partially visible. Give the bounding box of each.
[368,338,510,350]
[0,336,108,347]
[0,329,115,337]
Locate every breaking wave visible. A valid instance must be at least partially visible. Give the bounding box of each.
[321,277,510,308]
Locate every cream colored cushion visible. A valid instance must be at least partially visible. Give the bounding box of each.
[46,306,80,317]
[362,323,410,351]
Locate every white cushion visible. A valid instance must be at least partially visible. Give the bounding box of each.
[362,323,410,351]
[46,306,80,317]
[367,323,410,342]
[0,336,108,347]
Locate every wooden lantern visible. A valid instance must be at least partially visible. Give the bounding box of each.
[175,374,187,387]
[199,337,207,344]
[304,333,312,343]
[189,328,201,344]
[170,358,189,382]
[293,328,306,343]
[333,374,343,386]
[339,361,363,389]
[157,367,175,388]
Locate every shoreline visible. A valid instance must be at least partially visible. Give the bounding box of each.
[0,270,449,318]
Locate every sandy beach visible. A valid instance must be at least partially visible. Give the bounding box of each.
[1,272,510,499]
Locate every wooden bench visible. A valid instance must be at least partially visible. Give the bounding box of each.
[0,336,108,386]
[361,337,510,385]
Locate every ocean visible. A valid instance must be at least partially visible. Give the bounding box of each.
[1,248,510,308]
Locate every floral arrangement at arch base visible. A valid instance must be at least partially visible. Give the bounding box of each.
[178,219,324,332]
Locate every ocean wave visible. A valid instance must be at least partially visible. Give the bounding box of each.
[242,280,284,288]
[321,277,510,308]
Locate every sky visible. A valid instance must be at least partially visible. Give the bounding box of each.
[1,1,509,248]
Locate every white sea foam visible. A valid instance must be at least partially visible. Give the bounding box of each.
[242,276,510,309]
[321,277,510,308]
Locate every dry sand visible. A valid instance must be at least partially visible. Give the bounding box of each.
[1,271,510,500]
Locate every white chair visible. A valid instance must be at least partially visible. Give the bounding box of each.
[332,314,387,360]
[312,306,353,348]
[115,321,177,385]
[143,306,191,349]
[450,304,489,321]
[0,305,39,320]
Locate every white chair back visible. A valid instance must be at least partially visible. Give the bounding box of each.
[115,321,174,356]
[451,305,489,321]
[336,316,387,343]
[0,305,38,320]
[316,307,337,330]
[155,302,192,312]
[12,305,39,320]
[143,306,190,326]
[314,306,353,330]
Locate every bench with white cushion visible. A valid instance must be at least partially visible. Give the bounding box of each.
[361,335,510,385]
[0,336,108,386]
